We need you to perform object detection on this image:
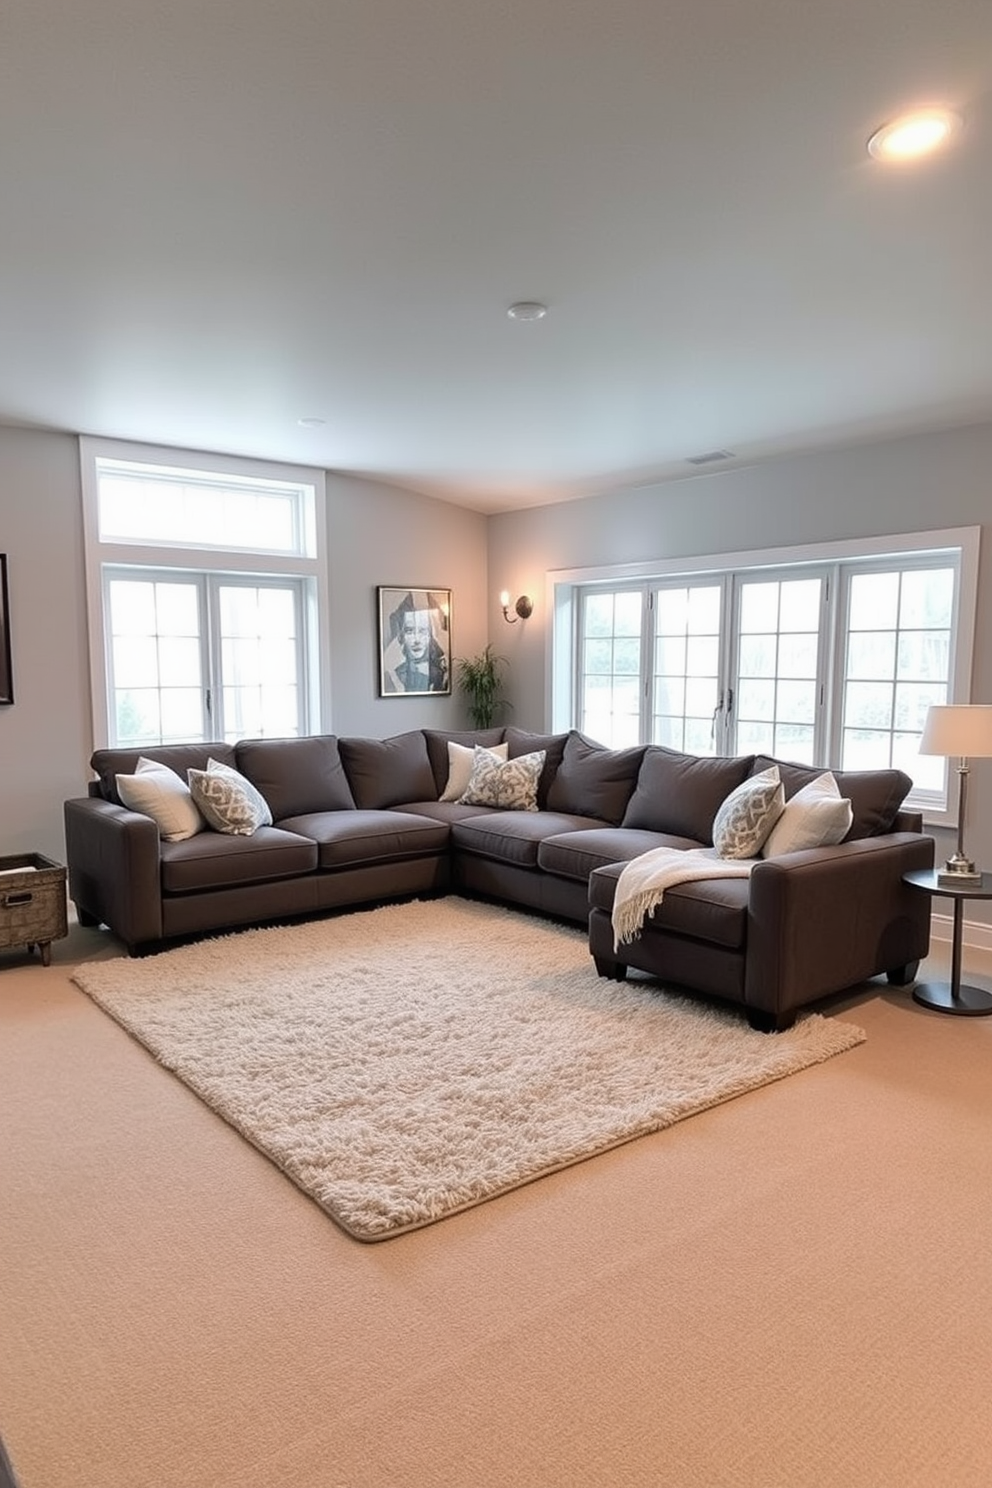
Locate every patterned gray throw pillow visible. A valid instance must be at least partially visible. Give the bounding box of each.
[188,758,274,836]
[712,766,785,859]
[458,748,546,811]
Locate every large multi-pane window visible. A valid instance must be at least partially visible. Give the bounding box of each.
[80,440,325,747]
[561,530,978,820]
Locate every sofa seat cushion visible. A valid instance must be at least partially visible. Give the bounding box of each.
[389,800,499,824]
[589,862,750,951]
[538,828,706,883]
[160,826,318,894]
[278,809,449,870]
[452,811,606,869]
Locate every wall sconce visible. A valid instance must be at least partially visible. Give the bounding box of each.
[500,590,533,624]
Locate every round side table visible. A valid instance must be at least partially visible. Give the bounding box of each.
[902,868,992,1015]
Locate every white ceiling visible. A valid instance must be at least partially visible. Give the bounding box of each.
[2,0,990,514]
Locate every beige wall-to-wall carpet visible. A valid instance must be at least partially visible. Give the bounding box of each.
[70,899,865,1240]
[4,924,992,1488]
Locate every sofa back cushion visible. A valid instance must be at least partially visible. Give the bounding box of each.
[545,731,646,826]
[752,755,912,839]
[504,727,569,807]
[235,735,356,818]
[622,747,756,843]
[423,728,505,795]
[338,730,437,809]
[91,743,237,806]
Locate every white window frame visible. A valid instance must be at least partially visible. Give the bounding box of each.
[549,527,980,826]
[80,437,329,749]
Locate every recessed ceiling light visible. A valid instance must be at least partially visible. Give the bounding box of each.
[297,416,326,428]
[507,301,548,321]
[867,107,962,163]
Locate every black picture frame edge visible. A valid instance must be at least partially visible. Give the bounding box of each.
[0,554,13,706]
[376,585,453,698]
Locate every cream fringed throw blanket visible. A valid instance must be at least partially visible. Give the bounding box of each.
[612,846,756,950]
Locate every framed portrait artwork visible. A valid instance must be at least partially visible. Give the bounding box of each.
[0,555,12,706]
[377,587,452,697]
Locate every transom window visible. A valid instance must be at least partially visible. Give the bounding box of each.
[80,440,326,748]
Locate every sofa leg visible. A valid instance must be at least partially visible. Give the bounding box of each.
[593,955,628,983]
[747,1007,796,1034]
[886,961,920,987]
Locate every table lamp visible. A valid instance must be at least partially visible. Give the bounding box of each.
[919,704,992,886]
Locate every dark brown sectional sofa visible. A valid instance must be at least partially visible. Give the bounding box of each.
[63,725,935,1030]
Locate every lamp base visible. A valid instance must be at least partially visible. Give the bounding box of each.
[937,854,982,887]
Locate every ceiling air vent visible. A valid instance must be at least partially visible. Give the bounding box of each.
[685,449,735,466]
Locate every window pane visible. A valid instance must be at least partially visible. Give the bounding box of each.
[847,632,896,680]
[774,724,815,762]
[840,565,954,791]
[613,638,641,675]
[614,591,643,635]
[739,582,779,631]
[738,635,775,678]
[737,679,775,719]
[734,574,823,760]
[777,633,818,678]
[113,635,159,688]
[97,460,315,558]
[779,579,820,631]
[736,719,775,753]
[108,576,205,745]
[585,639,614,674]
[656,637,687,674]
[115,690,161,747]
[650,583,722,758]
[849,572,898,629]
[842,729,893,768]
[899,568,953,628]
[656,677,686,715]
[845,681,894,730]
[776,680,816,724]
[160,688,205,740]
[579,590,644,748]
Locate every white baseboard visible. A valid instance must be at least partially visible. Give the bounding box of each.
[929,908,992,953]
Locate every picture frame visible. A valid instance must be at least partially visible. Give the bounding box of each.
[377,587,452,697]
[0,555,12,706]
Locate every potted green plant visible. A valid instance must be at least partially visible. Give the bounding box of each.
[456,644,509,728]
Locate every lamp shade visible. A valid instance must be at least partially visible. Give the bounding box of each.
[919,704,992,758]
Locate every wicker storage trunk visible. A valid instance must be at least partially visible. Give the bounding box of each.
[0,853,68,966]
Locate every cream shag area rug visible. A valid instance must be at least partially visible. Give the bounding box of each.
[72,898,865,1241]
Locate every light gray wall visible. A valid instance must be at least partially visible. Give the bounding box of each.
[4,417,991,930]
[488,418,992,927]
[0,428,489,864]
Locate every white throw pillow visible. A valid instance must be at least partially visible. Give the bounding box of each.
[761,771,853,857]
[712,766,785,860]
[116,757,205,842]
[187,758,273,836]
[458,749,546,811]
[440,741,509,802]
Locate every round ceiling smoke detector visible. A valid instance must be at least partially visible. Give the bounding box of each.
[507,301,548,321]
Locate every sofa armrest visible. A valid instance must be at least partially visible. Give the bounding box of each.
[745,832,935,1019]
[64,796,164,950]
